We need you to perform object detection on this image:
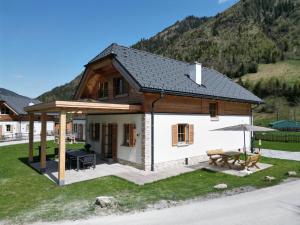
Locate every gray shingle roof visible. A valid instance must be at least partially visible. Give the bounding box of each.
[88,43,263,103]
[0,88,40,115]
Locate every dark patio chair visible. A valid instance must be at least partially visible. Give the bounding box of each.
[79,154,96,170]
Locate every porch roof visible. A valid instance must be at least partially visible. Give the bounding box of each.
[24,100,142,113]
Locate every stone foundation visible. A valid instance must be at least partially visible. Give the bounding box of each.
[117,158,144,170]
[152,155,209,171]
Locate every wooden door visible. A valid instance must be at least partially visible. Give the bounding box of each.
[111,124,118,161]
[0,125,2,140]
[107,123,118,161]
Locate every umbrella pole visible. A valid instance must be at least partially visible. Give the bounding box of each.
[243,129,247,160]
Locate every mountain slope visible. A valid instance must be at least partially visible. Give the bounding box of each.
[37,0,300,102]
[37,73,82,102]
[133,0,300,78]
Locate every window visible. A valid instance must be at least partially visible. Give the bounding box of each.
[0,107,10,115]
[98,82,108,98]
[172,124,194,146]
[73,124,78,133]
[26,124,29,132]
[123,124,136,147]
[209,102,218,118]
[114,78,129,96]
[178,124,188,143]
[89,123,100,141]
[6,125,11,132]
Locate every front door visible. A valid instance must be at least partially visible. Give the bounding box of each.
[102,123,117,161]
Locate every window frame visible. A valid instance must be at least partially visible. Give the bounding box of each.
[177,124,189,145]
[0,107,10,115]
[123,124,130,146]
[209,102,218,119]
[114,77,129,97]
[123,123,136,147]
[6,124,11,132]
[98,81,109,99]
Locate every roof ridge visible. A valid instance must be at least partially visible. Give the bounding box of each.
[88,43,116,63]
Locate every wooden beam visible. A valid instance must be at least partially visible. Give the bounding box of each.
[58,110,66,186]
[24,100,142,113]
[40,112,47,172]
[28,113,34,163]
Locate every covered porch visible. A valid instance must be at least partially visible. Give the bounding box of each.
[24,100,141,186]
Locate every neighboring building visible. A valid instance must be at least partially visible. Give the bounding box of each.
[0,88,55,140]
[270,120,300,131]
[72,114,86,141]
[72,44,262,170]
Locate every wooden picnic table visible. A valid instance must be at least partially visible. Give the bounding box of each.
[219,151,242,168]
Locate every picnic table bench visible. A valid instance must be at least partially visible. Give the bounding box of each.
[207,149,242,168]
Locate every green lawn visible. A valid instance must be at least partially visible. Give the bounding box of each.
[254,140,300,152]
[0,142,300,223]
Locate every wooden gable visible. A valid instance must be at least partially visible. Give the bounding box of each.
[74,58,144,104]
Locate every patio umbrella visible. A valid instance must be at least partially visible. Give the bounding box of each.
[211,124,276,159]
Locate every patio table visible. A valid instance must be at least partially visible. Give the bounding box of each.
[66,149,89,171]
[219,151,242,168]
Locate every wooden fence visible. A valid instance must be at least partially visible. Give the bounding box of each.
[254,132,300,143]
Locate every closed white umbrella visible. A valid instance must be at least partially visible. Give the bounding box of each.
[211,124,276,159]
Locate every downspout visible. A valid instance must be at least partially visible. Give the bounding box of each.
[151,91,165,171]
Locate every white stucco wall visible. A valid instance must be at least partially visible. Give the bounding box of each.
[87,114,143,164]
[153,113,251,164]
[0,121,54,137]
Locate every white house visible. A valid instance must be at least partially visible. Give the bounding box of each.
[25,44,262,185]
[72,44,262,171]
[0,88,55,141]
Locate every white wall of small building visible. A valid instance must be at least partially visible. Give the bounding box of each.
[153,113,251,164]
[87,114,143,165]
[0,121,55,137]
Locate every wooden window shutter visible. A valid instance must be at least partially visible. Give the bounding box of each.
[129,124,136,147]
[101,124,106,157]
[172,124,178,146]
[89,123,93,140]
[92,123,96,140]
[111,124,118,160]
[188,124,194,144]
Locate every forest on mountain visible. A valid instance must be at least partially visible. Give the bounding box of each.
[38,0,300,123]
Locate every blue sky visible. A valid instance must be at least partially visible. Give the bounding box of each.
[0,0,237,98]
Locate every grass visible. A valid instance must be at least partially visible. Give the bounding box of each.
[254,140,300,152]
[242,60,300,84]
[0,141,300,223]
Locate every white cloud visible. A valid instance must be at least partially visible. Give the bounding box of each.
[218,0,229,4]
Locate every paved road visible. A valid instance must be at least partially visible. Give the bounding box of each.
[260,149,300,161]
[43,180,300,225]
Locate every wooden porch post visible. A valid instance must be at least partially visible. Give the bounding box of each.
[58,110,66,186]
[40,112,47,172]
[28,113,34,163]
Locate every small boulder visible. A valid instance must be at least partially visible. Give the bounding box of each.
[288,171,297,177]
[265,176,276,181]
[95,196,117,208]
[214,183,227,189]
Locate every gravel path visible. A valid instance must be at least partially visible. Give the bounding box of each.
[260,148,300,161]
